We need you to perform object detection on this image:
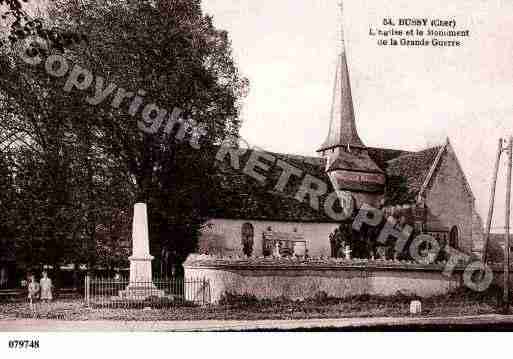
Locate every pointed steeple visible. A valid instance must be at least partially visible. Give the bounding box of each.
[318,3,364,152]
[316,2,385,204]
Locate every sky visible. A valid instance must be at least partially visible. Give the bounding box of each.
[202,0,513,231]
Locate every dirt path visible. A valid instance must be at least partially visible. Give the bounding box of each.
[2,314,513,331]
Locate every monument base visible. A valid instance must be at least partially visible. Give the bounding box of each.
[118,254,166,299]
[128,255,154,283]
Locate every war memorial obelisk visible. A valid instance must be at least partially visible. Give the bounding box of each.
[120,203,164,298]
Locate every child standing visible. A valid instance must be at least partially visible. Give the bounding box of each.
[40,271,53,302]
[27,275,40,311]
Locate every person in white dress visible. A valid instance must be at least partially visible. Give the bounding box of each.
[27,275,40,311]
[39,271,53,302]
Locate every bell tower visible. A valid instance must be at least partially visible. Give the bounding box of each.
[318,2,385,209]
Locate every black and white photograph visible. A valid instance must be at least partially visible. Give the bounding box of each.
[0,0,512,356]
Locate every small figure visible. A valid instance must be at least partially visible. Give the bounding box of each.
[27,274,40,311]
[337,245,345,259]
[273,241,281,258]
[39,271,53,302]
[377,246,387,260]
[344,245,352,260]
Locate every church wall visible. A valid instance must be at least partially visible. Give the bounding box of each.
[425,146,474,254]
[471,209,485,255]
[198,218,339,257]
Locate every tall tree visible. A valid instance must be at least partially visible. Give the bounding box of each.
[0,0,248,274]
[51,0,248,269]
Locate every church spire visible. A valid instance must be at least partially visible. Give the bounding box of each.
[316,2,385,208]
[318,2,364,152]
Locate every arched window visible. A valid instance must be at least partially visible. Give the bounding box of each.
[449,226,459,250]
[241,222,254,257]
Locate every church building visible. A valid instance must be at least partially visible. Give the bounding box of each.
[197,9,484,260]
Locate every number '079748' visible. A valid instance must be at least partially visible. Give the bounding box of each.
[8,340,40,349]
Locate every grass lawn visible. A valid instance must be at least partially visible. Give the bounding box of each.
[0,288,503,321]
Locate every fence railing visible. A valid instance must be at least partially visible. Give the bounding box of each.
[84,276,210,308]
[0,282,10,290]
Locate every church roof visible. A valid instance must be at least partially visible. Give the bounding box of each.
[366,147,411,169]
[318,5,366,152]
[328,149,384,174]
[385,146,443,204]
[212,150,334,222]
[318,52,364,151]
[211,145,444,222]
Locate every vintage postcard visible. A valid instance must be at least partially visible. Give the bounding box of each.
[0,0,512,356]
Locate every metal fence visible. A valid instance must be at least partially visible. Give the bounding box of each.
[0,282,10,290]
[84,276,210,308]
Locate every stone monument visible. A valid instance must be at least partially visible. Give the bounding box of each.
[119,203,164,299]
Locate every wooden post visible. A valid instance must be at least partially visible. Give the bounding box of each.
[84,275,90,308]
[504,137,512,313]
[483,139,503,263]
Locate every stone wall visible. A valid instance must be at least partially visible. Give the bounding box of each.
[184,255,464,304]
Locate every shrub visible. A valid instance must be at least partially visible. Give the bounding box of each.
[218,292,260,306]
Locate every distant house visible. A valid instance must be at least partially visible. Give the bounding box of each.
[197,20,484,259]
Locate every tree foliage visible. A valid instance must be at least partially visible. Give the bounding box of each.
[0,0,86,51]
[0,0,248,277]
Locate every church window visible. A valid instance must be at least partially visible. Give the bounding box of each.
[449,226,459,250]
[241,222,254,257]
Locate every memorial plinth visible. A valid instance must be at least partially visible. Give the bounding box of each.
[119,203,164,299]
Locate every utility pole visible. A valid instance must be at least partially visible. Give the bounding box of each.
[483,139,503,263]
[504,137,512,313]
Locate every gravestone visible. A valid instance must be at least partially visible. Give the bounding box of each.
[410,300,422,315]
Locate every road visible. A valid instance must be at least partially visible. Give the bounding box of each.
[2,314,513,331]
